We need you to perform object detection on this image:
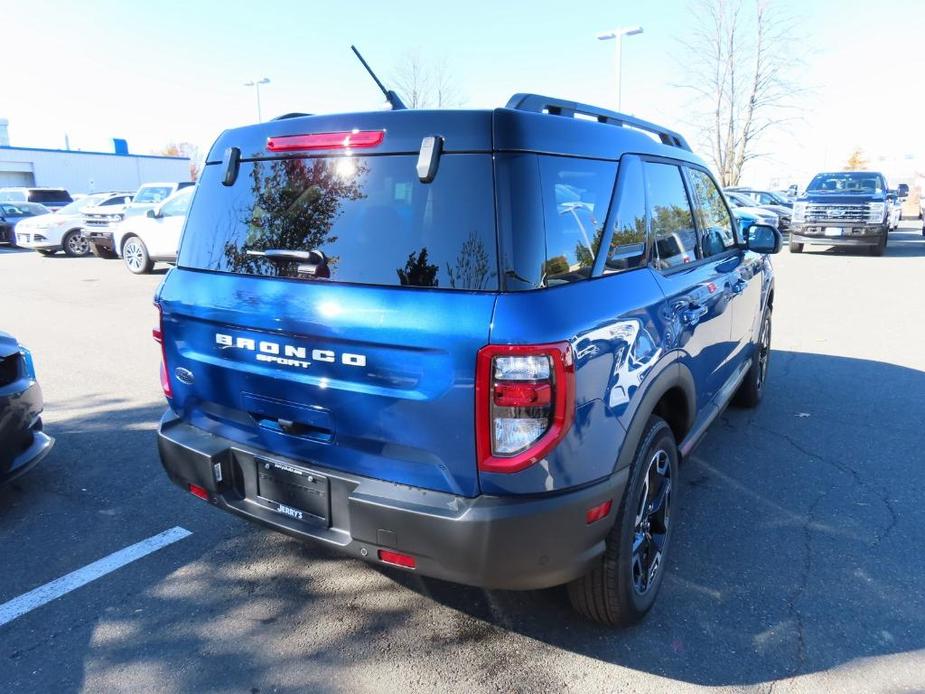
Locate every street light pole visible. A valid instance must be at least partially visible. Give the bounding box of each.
[596,26,643,111]
[243,78,271,122]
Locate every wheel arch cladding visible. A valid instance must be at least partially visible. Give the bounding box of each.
[614,364,694,473]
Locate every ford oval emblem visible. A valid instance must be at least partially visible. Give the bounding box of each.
[174,367,194,385]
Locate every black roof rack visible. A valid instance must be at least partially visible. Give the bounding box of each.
[505,93,691,151]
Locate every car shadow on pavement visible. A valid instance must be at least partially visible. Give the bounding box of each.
[2,354,923,691]
[385,349,925,687]
[795,228,925,259]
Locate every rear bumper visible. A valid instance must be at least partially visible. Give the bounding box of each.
[157,412,627,590]
[16,234,61,251]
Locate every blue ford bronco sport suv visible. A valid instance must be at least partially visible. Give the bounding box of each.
[155,93,781,625]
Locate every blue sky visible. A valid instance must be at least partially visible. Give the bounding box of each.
[5,0,924,187]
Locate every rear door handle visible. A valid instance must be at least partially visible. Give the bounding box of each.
[681,304,708,326]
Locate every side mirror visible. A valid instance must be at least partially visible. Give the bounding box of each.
[746,224,782,254]
[898,183,909,197]
[886,191,897,201]
[146,209,157,219]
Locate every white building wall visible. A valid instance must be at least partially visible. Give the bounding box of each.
[0,147,191,194]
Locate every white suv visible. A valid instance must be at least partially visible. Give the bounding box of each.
[14,192,132,257]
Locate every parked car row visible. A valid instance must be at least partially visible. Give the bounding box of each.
[2,181,194,274]
[14,193,131,256]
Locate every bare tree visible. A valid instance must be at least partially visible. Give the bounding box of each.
[392,51,465,109]
[678,0,800,186]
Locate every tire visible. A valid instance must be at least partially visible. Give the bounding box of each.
[869,234,886,256]
[62,230,90,257]
[733,308,771,408]
[568,416,678,626]
[122,236,153,274]
[89,244,118,259]
[789,239,803,253]
[36,249,56,256]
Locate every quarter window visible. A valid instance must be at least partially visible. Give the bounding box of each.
[538,157,617,284]
[687,168,736,257]
[644,162,698,269]
[604,157,648,273]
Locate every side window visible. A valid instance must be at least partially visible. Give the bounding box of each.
[644,162,698,269]
[538,156,616,284]
[604,157,648,273]
[687,168,736,257]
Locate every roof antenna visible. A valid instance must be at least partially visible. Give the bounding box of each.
[351,45,407,111]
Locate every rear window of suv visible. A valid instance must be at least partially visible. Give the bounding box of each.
[27,189,72,204]
[179,155,499,291]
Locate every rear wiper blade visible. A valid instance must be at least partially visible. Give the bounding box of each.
[246,248,330,278]
[247,249,316,262]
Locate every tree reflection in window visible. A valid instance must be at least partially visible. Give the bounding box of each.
[446,231,496,290]
[397,247,439,287]
[687,169,735,256]
[222,157,368,277]
[652,204,698,268]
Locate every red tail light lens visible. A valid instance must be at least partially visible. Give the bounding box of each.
[378,549,416,569]
[266,130,385,153]
[153,303,172,399]
[188,483,209,500]
[586,499,613,524]
[476,343,575,474]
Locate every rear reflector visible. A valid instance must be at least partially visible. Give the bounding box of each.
[188,483,209,501]
[377,549,416,569]
[586,500,613,524]
[266,130,385,153]
[153,303,172,399]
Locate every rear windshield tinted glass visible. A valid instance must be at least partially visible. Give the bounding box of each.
[28,189,72,204]
[179,155,498,290]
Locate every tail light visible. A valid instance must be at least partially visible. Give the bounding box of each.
[266,130,385,152]
[476,343,575,474]
[153,302,172,399]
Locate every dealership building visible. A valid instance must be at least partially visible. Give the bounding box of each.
[0,118,191,194]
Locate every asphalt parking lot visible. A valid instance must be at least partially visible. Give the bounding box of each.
[1,224,924,693]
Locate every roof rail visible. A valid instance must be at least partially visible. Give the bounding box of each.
[505,93,691,151]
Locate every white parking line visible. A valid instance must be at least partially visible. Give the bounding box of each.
[0,526,192,627]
